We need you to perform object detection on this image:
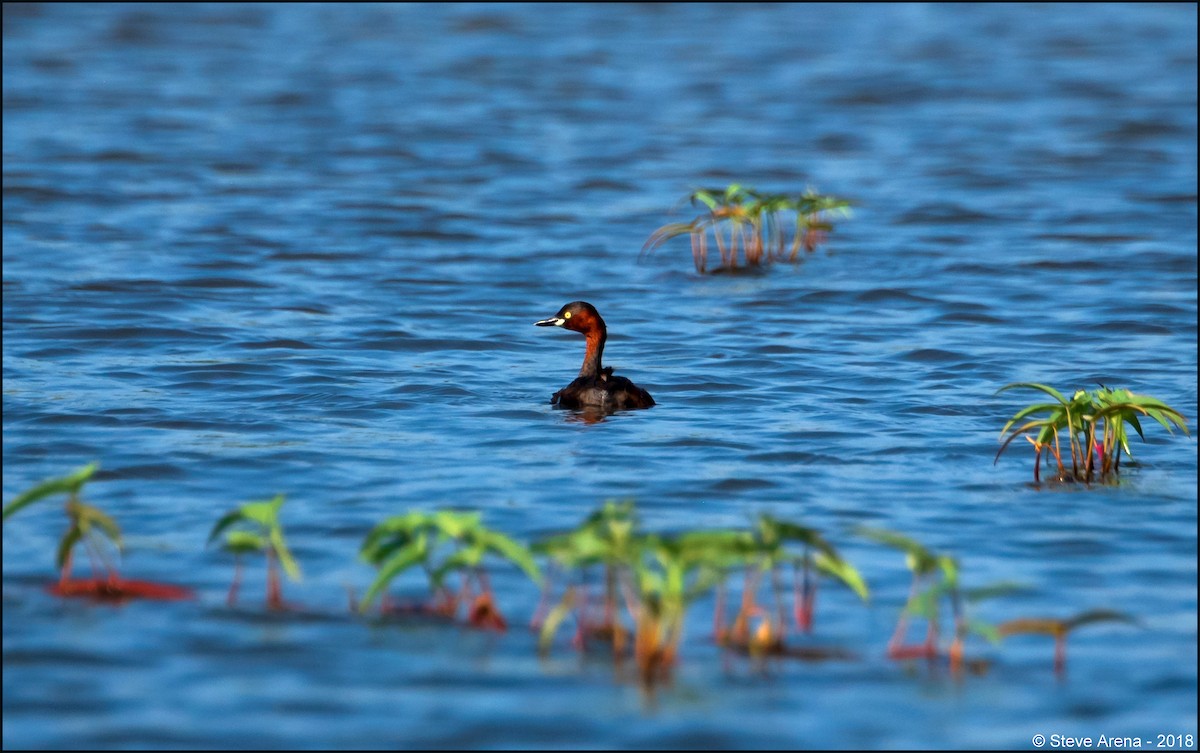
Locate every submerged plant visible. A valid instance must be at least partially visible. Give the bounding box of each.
[4,463,117,581]
[358,509,540,631]
[704,516,868,657]
[995,383,1189,484]
[535,503,867,682]
[532,500,638,653]
[3,463,192,601]
[998,609,1137,675]
[534,502,720,682]
[855,527,956,661]
[903,578,1021,675]
[641,183,852,273]
[623,532,721,682]
[208,494,301,610]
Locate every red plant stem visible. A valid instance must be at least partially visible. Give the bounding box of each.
[1054,635,1066,675]
[889,575,920,651]
[795,559,816,633]
[604,565,616,627]
[713,225,728,266]
[447,575,472,618]
[714,579,727,642]
[802,582,817,633]
[91,533,118,580]
[60,549,74,585]
[949,637,963,674]
[618,575,640,624]
[732,566,761,644]
[770,567,787,638]
[577,578,592,629]
[923,618,939,655]
[227,556,243,606]
[266,550,282,610]
[81,535,105,580]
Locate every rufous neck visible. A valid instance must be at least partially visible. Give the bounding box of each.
[579,329,606,378]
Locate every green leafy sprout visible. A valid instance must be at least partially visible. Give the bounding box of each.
[855,526,958,660]
[996,383,1189,484]
[2,463,122,582]
[358,509,541,630]
[533,503,870,682]
[207,494,301,610]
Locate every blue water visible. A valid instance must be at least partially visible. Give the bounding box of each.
[3,3,1196,749]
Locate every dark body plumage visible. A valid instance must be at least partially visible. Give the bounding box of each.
[551,367,655,410]
[534,301,655,411]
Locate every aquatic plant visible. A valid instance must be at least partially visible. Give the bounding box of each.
[703,516,868,657]
[640,183,852,273]
[358,509,541,631]
[534,504,867,681]
[995,383,1189,484]
[3,463,192,601]
[855,527,956,661]
[903,578,1021,675]
[208,494,301,610]
[998,609,1137,675]
[623,532,725,682]
[532,500,638,653]
[857,526,1025,672]
[534,502,722,681]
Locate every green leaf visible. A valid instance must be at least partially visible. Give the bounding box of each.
[430,545,484,587]
[482,530,542,585]
[1066,609,1138,631]
[538,590,577,654]
[967,619,1002,645]
[222,530,267,554]
[903,583,945,619]
[759,515,841,562]
[962,581,1025,602]
[999,403,1065,437]
[239,499,281,528]
[73,501,123,549]
[690,191,719,211]
[360,511,431,563]
[4,463,99,521]
[431,509,482,540]
[207,509,246,546]
[360,533,428,612]
[996,382,1069,405]
[855,526,938,574]
[56,525,83,570]
[812,551,869,601]
[936,555,958,587]
[269,525,301,582]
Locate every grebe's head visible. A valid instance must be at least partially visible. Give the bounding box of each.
[534,301,605,335]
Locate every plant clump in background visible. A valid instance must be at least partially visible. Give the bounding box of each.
[641,183,852,273]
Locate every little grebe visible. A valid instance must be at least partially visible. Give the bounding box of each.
[534,301,655,411]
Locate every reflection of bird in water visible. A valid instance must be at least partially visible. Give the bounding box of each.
[534,301,655,412]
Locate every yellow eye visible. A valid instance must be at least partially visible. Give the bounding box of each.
[563,311,572,319]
